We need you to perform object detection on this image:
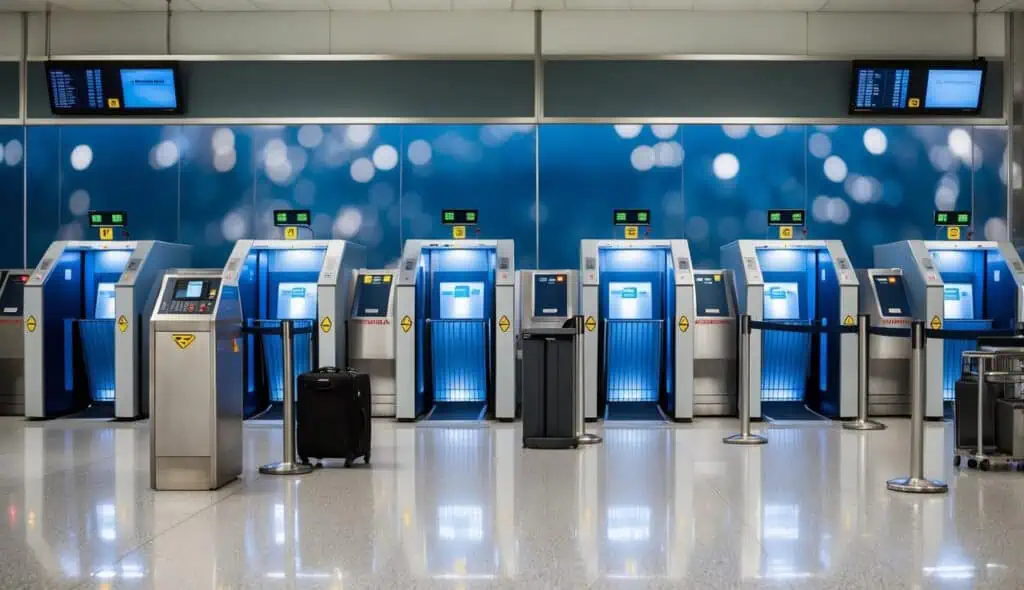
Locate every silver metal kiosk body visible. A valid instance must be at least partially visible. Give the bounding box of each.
[579,239,695,421]
[0,270,30,416]
[875,240,1024,419]
[857,268,913,416]
[24,241,191,419]
[349,269,397,418]
[722,240,859,420]
[150,269,243,490]
[395,239,516,421]
[692,269,738,417]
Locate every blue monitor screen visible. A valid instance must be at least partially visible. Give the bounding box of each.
[95,283,116,319]
[276,282,317,320]
[763,282,800,321]
[439,282,484,320]
[925,69,983,109]
[943,283,975,320]
[853,67,910,110]
[533,274,568,317]
[120,68,179,109]
[607,282,653,320]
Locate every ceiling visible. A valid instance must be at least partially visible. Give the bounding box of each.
[0,0,1021,11]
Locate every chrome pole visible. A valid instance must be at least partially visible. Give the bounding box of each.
[887,321,946,493]
[844,313,885,431]
[724,314,767,445]
[977,356,986,458]
[576,315,601,445]
[261,320,314,475]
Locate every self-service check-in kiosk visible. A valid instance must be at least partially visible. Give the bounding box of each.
[858,268,913,416]
[25,232,191,419]
[580,211,695,422]
[516,270,579,414]
[224,237,364,419]
[0,270,30,416]
[395,210,515,422]
[149,269,242,490]
[875,236,1024,418]
[349,270,397,418]
[722,236,859,421]
[692,270,738,417]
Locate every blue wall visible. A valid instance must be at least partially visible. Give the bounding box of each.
[0,123,1009,271]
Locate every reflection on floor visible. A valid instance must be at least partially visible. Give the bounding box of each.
[0,416,1021,589]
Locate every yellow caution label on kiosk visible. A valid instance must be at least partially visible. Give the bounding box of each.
[624,226,639,240]
[585,316,597,332]
[779,226,794,240]
[843,314,855,327]
[99,227,114,241]
[283,226,298,240]
[117,315,128,333]
[452,225,466,240]
[25,315,36,333]
[172,334,196,350]
[678,315,690,333]
[498,315,510,333]
[930,315,942,330]
[320,316,332,333]
[947,226,961,241]
[401,315,413,333]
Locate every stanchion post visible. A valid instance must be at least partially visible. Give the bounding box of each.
[976,355,986,458]
[887,320,946,493]
[260,320,314,475]
[576,315,602,446]
[724,314,767,445]
[844,313,885,431]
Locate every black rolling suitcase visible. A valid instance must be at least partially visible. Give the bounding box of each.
[296,367,372,468]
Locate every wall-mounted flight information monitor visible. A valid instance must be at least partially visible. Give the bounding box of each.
[935,211,971,226]
[88,211,127,227]
[441,209,478,225]
[613,209,651,226]
[273,209,311,226]
[46,61,182,115]
[850,60,986,115]
[767,210,805,226]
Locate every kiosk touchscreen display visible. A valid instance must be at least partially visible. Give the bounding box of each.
[943,283,974,320]
[439,282,484,320]
[695,273,730,317]
[533,274,568,317]
[94,283,117,319]
[277,283,317,320]
[763,282,800,321]
[608,282,653,320]
[874,275,912,317]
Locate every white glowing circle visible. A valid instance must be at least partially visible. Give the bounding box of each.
[151,140,180,170]
[372,145,399,171]
[263,139,288,168]
[68,189,90,216]
[334,207,363,238]
[614,125,643,139]
[862,128,887,155]
[630,145,656,172]
[4,139,23,166]
[823,155,848,183]
[812,195,832,222]
[213,149,237,173]
[70,144,93,171]
[808,133,831,159]
[266,160,293,185]
[654,142,684,168]
[650,124,679,140]
[297,125,324,149]
[211,128,235,154]
[722,125,750,140]
[221,211,247,241]
[845,175,878,204]
[344,125,374,149]
[287,146,308,174]
[934,175,960,210]
[947,128,973,162]
[407,139,432,167]
[712,153,740,180]
[350,157,375,183]
[929,146,957,172]
[828,198,850,224]
[985,217,1008,241]
[753,125,784,139]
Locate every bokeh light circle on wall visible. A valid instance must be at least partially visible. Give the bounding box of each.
[685,216,709,241]
[947,128,972,162]
[334,207,363,238]
[651,124,679,140]
[929,145,957,172]
[813,195,850,224]
[4,139,23,166]
[722,125,751,139]
[345,125,374,149]
[985,217,1008,240]
[823,155,848,183]
[614,125,643,139]
[654,142,684,168]
[808,133,831,159]
[150,140,180,170]
[753,125,784,138]
[372,145,399,171]
[211,128,235,154]
[297,125,324,149]
[221,211,247,241]
[70,144,93,171]
[630,145,656,172]
[862,128,888,155]
[934,174,960,210]
[712,153,740,180]
[845,175,880,204]
[407,139,432,166]
[213,150,237,173]
[350,157,375,183]
[68,189,90,216]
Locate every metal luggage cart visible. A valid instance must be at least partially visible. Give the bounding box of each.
[954,349,1024,471]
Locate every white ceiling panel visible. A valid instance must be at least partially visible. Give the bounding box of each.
[49,0,129,9]
[694,0,826,9]
[630,0,694,9]
[121,0,198,9]
[326,0,390,8]
[187,0,259,10]
[820,0,978,11]
[390,0,452,8]
[513,0,565,7]
[564,0,629,8]
[453,0,512,8]
[251,0,328,9]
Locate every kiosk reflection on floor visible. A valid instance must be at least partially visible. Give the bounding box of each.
[24,240,191,420]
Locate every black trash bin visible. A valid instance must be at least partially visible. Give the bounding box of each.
[521,326,578,449]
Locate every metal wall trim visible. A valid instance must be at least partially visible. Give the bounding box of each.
[542,116,1009,126]
[542,53,994,61]
[27,53,534,62]
[23,116,539,126]
[0,118,22,126]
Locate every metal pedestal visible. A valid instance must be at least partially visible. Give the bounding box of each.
[260,320,314,476]
[724,314,766,446]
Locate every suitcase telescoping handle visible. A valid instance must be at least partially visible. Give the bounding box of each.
[315,366,359,374]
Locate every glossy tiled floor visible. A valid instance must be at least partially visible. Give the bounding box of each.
[0,416,1022,589]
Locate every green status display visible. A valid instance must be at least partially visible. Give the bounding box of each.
[441,209,479,225]
[613,209,651,226]
[272,209,312,227]
[766,209,805,226]
[87,210,128,227]
[935,211,971,227]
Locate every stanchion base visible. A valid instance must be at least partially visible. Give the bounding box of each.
[723,433,768,445]
[843,419,886,431]
[577,433,603,445]
[259,461,314,476]
[886,477,948,494]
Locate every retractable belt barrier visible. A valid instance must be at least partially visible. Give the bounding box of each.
[749,320,859,335]
[866,326,1020,339]
[241,324,315,337]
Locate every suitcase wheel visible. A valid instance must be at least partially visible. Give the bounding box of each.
[363,451,371,465]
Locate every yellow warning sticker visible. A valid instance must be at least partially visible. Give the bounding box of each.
[930,315,942,330]
[25,315,36,333]
[363,274,373,284]
[678,315,690,333]
[843,314,855,327]
[498,315,510,333]
[320,316,332,333]
[283,226,298,240]
[401,315,413,333]
[624,226,639,240]
[172,334,196,350]
[118,314,128,333]
[779,226,794,240]
[908,97,920,108]
[585,316,597,332]
[383,274,392,283]
[452,225,466,240]
[232,338,239,353]
[947,226,961,241]
[99,227,114,241]
[107,98,120,109]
